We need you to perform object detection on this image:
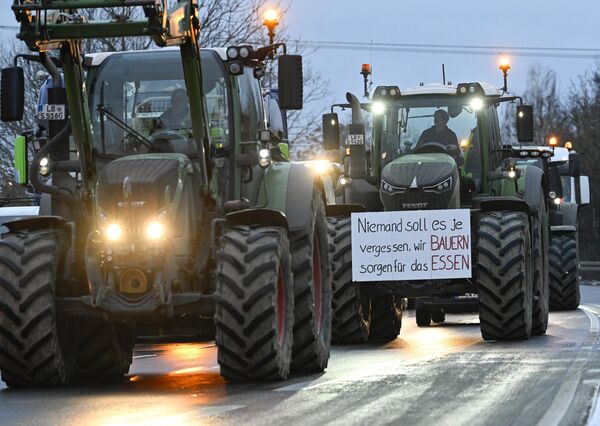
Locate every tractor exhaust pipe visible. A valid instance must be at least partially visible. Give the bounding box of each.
[346,92,363,125]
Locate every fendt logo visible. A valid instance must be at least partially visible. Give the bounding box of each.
[402,202,428,209]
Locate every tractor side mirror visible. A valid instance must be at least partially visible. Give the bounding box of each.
[578,176,590,205]
[1,67,25,122]
[546,165,564,200]
[13,134,28,185]
[278,54,303,110]
[568,152,581,177]
[322,113,340,150]
[516,105,534,143]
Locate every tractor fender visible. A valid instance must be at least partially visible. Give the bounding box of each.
[285,163,327,233]
[258,162,326,234]
[521,165,545,214]
[3,215,70,233]
[472,196,529,214]
[224,208,289,232]
[325,204,366,217]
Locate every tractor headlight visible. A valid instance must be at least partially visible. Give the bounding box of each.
[372,101,386,115]
[145,221,165,241]
[381,180,405,194]
[258,148,271,168]
[423,177,453,193]
[553,197,562,205]
[105,223,123,242]
[39,157,51,176]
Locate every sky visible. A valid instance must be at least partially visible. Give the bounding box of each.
[1,0,598,111]
[284,0,600,107]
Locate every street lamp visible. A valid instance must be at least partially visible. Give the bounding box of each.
[263,8,280,45]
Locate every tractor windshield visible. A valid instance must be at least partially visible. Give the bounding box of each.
[375,97,482,181]
[89,49,230,161]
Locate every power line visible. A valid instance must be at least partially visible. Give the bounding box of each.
[301,39,600,53]
[298,40,600,60]
[0,25,19,31]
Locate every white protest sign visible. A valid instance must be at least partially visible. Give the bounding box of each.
[351,209,471,282]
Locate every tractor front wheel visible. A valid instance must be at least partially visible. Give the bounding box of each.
[290,188,332,373]
[328,216,371,343]
[477,212,533,341]
[0,230,77,387]
[549,234,580,310]
[368,295,402,342]
[215,225,294,381]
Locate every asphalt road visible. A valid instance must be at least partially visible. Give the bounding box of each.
[3,286,600,426]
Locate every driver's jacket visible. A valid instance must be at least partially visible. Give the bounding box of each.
[416,126,459,150]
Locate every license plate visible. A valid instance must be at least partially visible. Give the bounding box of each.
[37,104,66,121]
[346,134,364,146]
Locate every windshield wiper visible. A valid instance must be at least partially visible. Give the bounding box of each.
[97,104,154,151]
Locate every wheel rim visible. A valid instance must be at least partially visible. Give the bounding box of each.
[276,266,286,346]
[312,234,324,334]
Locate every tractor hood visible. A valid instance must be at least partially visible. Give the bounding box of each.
[96,153,191,217]
[380,153,459,211]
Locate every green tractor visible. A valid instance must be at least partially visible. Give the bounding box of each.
[413,144,588,324]
[0,0,332,387]
[536,145,590,310]
[324,68,553,341]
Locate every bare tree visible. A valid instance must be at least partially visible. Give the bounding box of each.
[500,65,568,145]
[565,66,600,259]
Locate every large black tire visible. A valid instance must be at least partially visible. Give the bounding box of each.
[477,212,534,341]
[415,302,432,327]
[214,225,294,381]
[549,234,580,310]
[531,196,550,335]
[327,216,370,343]
[75,321,134,381]
[0,230,77,387]
[290,189,332,372]
[431,308,446,324]
[368,295,402,342]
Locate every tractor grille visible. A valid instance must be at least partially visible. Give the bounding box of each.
[381,188,454,211]
[97,157,181,216]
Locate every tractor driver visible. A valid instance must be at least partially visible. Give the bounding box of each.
[157,88,192,130]
[416,109,459,155]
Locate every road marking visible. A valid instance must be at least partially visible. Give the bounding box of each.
[587,369,600,374]
[132,354,158,360]
[535,307,599,426]
[589,384,600,426]
[581,307,600,332]
[583,380,600,386]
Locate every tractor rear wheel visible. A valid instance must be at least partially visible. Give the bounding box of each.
[531,194,550,335]
[477,212,533,341]
[290,188,332,373]
[368,295,402,342]
[549,234,580,310]
[215,225,294,381]
[327,216,371,343]
[0,229,77,387]
[75,321,134,381]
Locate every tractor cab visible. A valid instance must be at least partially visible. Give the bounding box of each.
[323,81,534,213]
